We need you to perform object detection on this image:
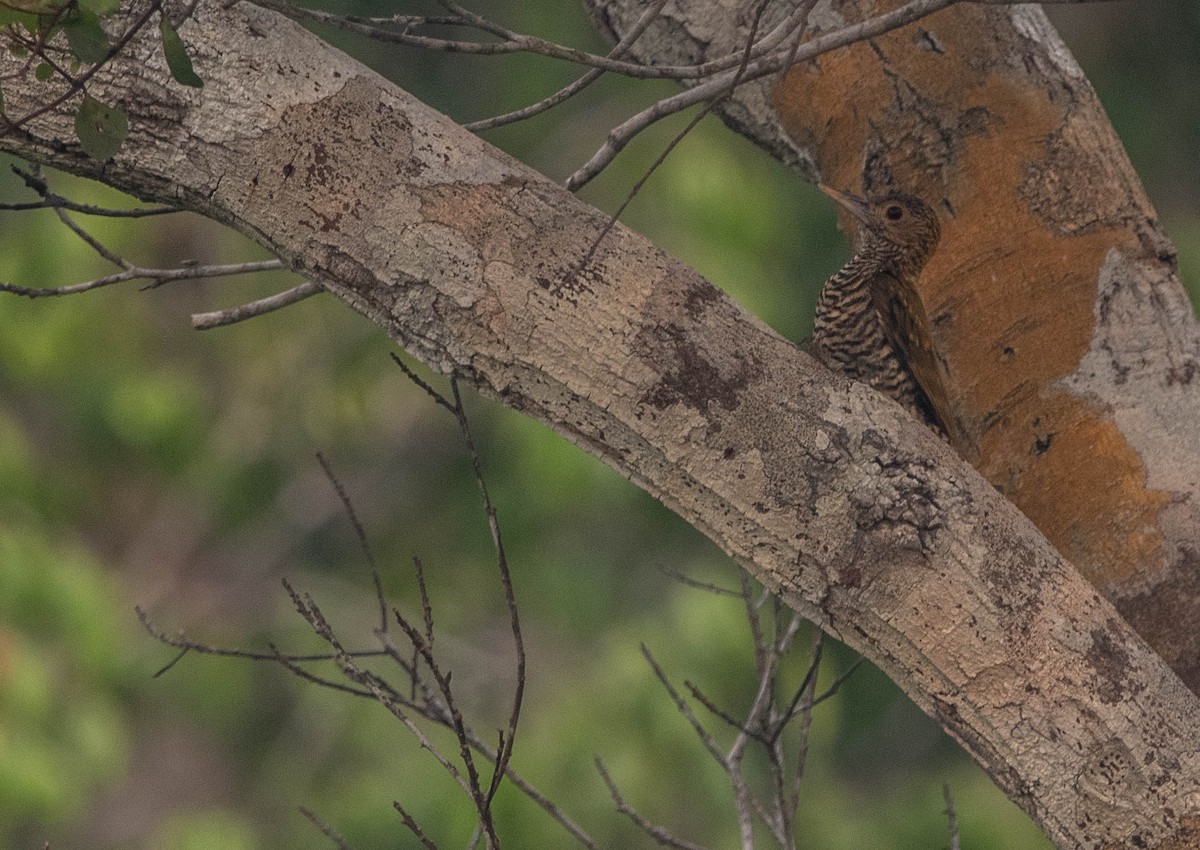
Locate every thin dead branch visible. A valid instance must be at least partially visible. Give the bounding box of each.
[394,802,440,850]
[595,758,713,850]
[565,0,964,190]
[2,166,177,216]
[0,257,286,299]
[136,366,564,846]
[465,0,672,132]
[614,571,862,849]
[445,375,526,808]
[578,0,777,267]
[659,565,742,597]
[943,784,961,850]
[0,170,288,299]
[299,806,358,850]
[246,0,806,81]
[191,281,322,329]
[0,167,301,322]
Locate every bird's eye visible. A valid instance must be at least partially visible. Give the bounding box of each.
[885,205,904,220]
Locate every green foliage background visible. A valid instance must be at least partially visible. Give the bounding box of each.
[1,3,1197,849]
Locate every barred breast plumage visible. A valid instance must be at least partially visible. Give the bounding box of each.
[811,185,956,445]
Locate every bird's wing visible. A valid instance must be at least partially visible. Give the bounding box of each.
[872,273,959,445]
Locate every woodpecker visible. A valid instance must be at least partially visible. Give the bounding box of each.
[812,184,956,444]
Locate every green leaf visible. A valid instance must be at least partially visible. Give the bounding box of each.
[34,62,52,81]
[159,19,202,88]
[73,95,127,160]
[63,9,109,64]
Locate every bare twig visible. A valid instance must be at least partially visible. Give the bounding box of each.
[724,595,786,850]
[309,370,525,850]
[315,452,375,574]
[659,565,741,597]
[386,355,528,824]
[268,644,381,699]
[388,601,501,848]
[286,577,483,801]
[136,606,389,667]
[53,207,134,267]
[789,630,823,822]
[246,0,807,81]
[299,806,358,850]
[137,399,596,848]
[4,166,179,216]
[316,451,387,634]
[739,569,767,678]
[565,0,965,190]
[394,802,440,850]
[773,631,823,742]
[641,643,726,763]
[247,0,624,64]
[191,280,322,329]
[411,556,435,651]
[577,0,775,266]
[595,758,713,850]
[0,163,289,300]
[810,655,864,708]
[627,573,846,850]
[145,601,599,846]
[685,679,756,736]
[776,0,821,86]
[465,0,670,131]
[943,784,961,850]
[0,259,286,298]
[388,352,458,414]
[446,375,526,809]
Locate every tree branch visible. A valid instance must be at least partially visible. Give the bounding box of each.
[190,280,321,329]
[0,3,1197,848]
[589,0,1200,692]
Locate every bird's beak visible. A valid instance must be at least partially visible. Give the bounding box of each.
[818,184,872,227]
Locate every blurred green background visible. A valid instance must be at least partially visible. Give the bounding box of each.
[1,3,1197,849]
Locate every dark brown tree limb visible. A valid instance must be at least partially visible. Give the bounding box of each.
[0,3,1198,849]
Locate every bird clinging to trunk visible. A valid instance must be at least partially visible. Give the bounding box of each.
[812,184,958,447]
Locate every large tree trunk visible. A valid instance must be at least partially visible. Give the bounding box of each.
[2,2,1198,848]
[590,0,1200,690]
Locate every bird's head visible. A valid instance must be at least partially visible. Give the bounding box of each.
[818,184,941,275]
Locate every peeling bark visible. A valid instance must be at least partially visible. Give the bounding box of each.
[1,3,1199,849]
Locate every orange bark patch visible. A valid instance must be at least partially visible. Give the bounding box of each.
[770,6,1167,585]
[991,391,1168,588]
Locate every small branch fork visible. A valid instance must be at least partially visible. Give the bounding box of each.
[0,165,316,327]
[242,0,1120,196]
[138,360,563,850]
[598,572,863,850]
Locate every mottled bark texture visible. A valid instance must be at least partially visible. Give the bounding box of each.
[1,3,1198,849]
[589,0,1200,693]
